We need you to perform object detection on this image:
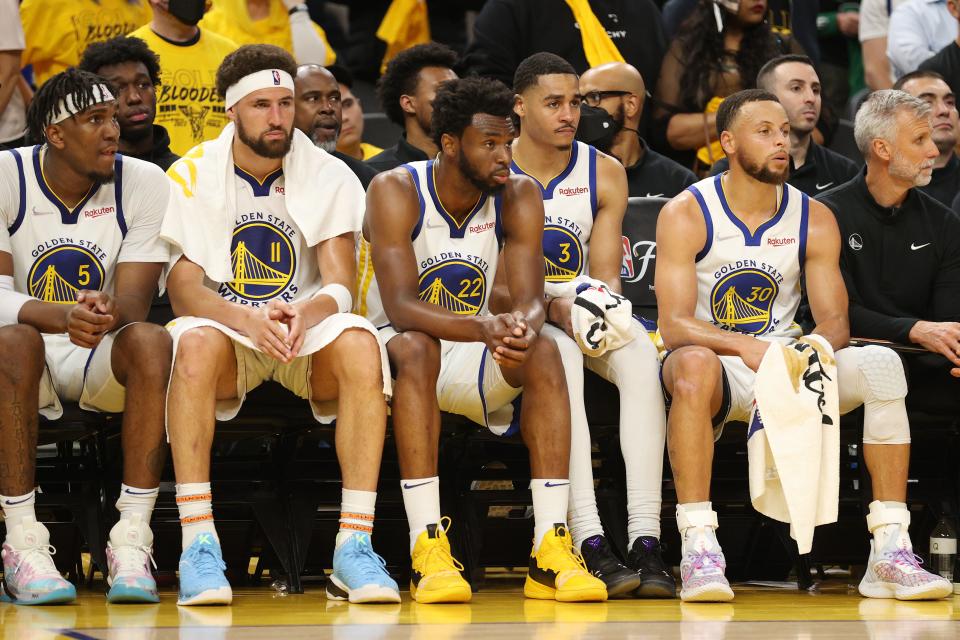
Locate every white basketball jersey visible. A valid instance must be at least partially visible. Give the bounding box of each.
[212,167,321,307]
[689,174,808,340]
[510,141,597,283]
[358,159,503,328]
[0,146,169,303]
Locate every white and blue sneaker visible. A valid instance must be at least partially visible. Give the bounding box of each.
[326,533,401,603]
[177,533,232,606]
[106,514,160,604]
[1,518,76,606]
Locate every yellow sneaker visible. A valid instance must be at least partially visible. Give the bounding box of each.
[410,518,472,604]
[525,524,608,602]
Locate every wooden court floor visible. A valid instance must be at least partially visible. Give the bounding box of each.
[2,579,959,640]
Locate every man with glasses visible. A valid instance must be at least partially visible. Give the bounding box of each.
[293,64,378,189]
[579,62,695,198]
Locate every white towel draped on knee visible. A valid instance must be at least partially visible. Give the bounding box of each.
[748,334,840,555]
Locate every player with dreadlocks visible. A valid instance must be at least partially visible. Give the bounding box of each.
[0,67,173,605]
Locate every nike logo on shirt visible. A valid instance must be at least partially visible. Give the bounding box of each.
[815,182,833,190]
[911,243,931,250]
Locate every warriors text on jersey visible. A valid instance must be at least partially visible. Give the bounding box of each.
[357,159,503,329]
[0,147,168,303]
[688,174,809,340]
[212,167,323,307]
[510,140,598,283]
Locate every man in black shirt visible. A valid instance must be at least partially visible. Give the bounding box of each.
[893,70,960,207]
[578,62,695,198]
[367,43,458,173]
[79,36,179,171]
[711,55,858,196]
[293,64,378,189]
[818,89,960,414]
[918,0,960,96]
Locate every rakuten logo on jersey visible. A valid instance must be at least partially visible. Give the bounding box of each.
[469,221,495,234]
[767,237,796,247]
[558,186,589,196]
[83,206,115,219]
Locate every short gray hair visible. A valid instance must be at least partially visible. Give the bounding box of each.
[853,89,931,159]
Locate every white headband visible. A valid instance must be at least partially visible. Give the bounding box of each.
[49,83,115,125]
[224,69,295,109]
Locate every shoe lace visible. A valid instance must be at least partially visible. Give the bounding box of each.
[112,544,157,576]
[13,544,59,579]
[423,516,464,574]
[547,529,589,573]
[886,546,924,570]
[188,543,226,576]
[687,549,725,575]
[346,536,391,582]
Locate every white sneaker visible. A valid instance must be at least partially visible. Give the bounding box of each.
[859,538,952,601]
[106,514,159,604]
[1,517,76,605]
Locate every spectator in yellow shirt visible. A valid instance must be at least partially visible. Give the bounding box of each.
[201,0,335,65]
[129,0,237,155]
[20,0,152,87]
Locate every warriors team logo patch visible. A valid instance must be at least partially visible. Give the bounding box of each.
[710,268,779,335]
[29,245,105,304]
[224,221,295,301]
[543,225,583,282]
[418,259,485,315]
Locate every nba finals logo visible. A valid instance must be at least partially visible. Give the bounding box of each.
[418,259,486,315]
[29,245,105,304]
[710,267,779,335]
[272,70,281,85]
[543,225,583,282]
[223,221,296,302]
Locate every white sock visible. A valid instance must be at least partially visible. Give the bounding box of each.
[0,490,36,531]
[678,502,719,555]
[400,476,440,552]
[116,484,159,523]
[337,488,376,548]
[531,479,570,552]
[176,482,218,549]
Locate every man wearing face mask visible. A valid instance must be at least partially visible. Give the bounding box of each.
[293,64,378,189]
[578,62,696,198]
[129,0,237,155]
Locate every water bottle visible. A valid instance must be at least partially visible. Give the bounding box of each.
[929,517,956,582]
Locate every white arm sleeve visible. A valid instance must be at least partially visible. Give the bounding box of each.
[0,274,31,326]
[288,10,328,64]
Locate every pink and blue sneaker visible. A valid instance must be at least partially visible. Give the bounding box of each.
[1,517,76,605]
[106,514,160,604]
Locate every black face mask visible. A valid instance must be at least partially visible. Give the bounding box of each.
[168,0,206,26]
[574,103,622,154]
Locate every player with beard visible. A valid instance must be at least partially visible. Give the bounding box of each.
[162,45,398,606]
[292,64,378,188]
[358,76,607,603]
[657,89,951,602]
[0,68,173,605]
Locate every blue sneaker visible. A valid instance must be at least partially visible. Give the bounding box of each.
[327,533,401,603]
[177,533,232,606]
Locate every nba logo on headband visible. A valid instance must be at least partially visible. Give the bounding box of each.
[272,70,281,85]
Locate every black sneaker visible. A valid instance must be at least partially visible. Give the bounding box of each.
[579,534,642,598]
[627,536,677,598]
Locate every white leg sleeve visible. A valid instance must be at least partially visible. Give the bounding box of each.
[586,326,666,543]
[835,346,911,445]
[540,324,602,549]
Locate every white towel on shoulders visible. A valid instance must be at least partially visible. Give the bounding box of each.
[160,122,365,284]
[748,334,840,555]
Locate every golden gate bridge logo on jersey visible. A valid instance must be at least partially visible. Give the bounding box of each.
[543,225,583,282]
[28,245,105,304]
[418,260,485,315]
[224,221,295,301]
[710,268,779,335]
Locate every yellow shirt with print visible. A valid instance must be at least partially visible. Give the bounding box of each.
[200,0,335,65]
[21,0,152,86]
[129,26,237,156]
